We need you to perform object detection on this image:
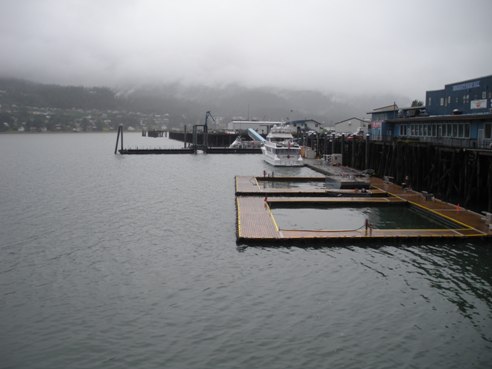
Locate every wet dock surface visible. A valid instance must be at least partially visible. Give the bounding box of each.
[235,165,492,243]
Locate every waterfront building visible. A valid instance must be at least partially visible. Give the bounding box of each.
[366,104,399,141]
[426,75,492,116]
[226,119,322,134]
[367,75,492,148]
[332,117,369,135]
[288,119,323,133]
[226,120,286,134]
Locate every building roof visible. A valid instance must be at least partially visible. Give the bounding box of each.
[367,104,398,114]
[334,117,367,126]
[444,74,492,88]
[229,120,284,125]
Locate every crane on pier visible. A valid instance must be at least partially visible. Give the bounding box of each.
[192,111,216,152]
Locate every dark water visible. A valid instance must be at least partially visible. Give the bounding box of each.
[272,205,459,231]
[1,133,491,369]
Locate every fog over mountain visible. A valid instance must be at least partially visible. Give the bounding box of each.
[0,77,409,126]
[1,0,491,105]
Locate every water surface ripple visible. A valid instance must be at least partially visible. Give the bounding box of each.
[0,133,491,369]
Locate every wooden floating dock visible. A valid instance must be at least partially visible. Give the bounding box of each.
[236,176,378,197]
[118,147,261,155]
[120,148,195,154]
[235,175,492,243]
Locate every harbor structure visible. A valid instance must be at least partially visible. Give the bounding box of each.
[235,171,492,243]
[226,119,323,134]
[426,75,492,116]
[226,120,285,134]
[367,75,492,148]
[332,117,369,135]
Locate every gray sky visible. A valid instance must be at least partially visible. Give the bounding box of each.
[1,0,491,100]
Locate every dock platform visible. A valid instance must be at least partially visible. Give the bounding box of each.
[236,176,381,197]
[235,175,492,243]
[118,147,261,154]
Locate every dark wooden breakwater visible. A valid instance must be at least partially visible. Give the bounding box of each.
[301,134,492,213]
[318,139,492,214]
[169,131,239,148]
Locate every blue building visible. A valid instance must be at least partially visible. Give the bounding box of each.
[368,75,492,148]
[366,103,399,141]
[426,75,492,115]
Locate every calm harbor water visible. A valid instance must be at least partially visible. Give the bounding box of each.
[1,133,491,369]
[271,205,460,231]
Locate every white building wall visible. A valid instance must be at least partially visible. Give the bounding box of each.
[227,120,289,133]
[334,119,368,134]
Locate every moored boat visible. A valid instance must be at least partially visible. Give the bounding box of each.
[261,125,303,166]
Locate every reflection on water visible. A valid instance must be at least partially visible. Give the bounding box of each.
[271,204,459,230]
[260,177,339,190]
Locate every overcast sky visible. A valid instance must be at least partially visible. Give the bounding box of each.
[1,0,491,99]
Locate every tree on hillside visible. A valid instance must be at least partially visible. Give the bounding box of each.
[411,99,424,107]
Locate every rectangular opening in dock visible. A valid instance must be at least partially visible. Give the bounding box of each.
[236,175,491,242]
[269,202,463,232]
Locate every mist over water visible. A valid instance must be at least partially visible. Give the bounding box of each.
[1,133,491,369]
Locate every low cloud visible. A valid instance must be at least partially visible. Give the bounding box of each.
[1,0,491,100]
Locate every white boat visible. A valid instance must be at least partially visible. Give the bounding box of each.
[261,125,303,166]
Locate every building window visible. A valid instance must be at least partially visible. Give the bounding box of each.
[428,97,432,106]
[458,124,464,138]
[485,123,492,139]
[464,124,470,138]
[440,97,444,106]
[447,96,451,105]
[483,91,487,99]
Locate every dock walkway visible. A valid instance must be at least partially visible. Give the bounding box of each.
[235,167,492,243]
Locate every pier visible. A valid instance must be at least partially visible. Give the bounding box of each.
[115,124,261,155]
[235,173,492,243]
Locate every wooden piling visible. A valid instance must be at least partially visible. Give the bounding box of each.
[114,125,123,154]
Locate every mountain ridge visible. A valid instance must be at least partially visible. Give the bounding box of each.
[0,77,410,127]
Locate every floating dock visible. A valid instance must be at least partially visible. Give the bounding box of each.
[120,148,195,154]
[118,147,261,154]
[235,175,492,243]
